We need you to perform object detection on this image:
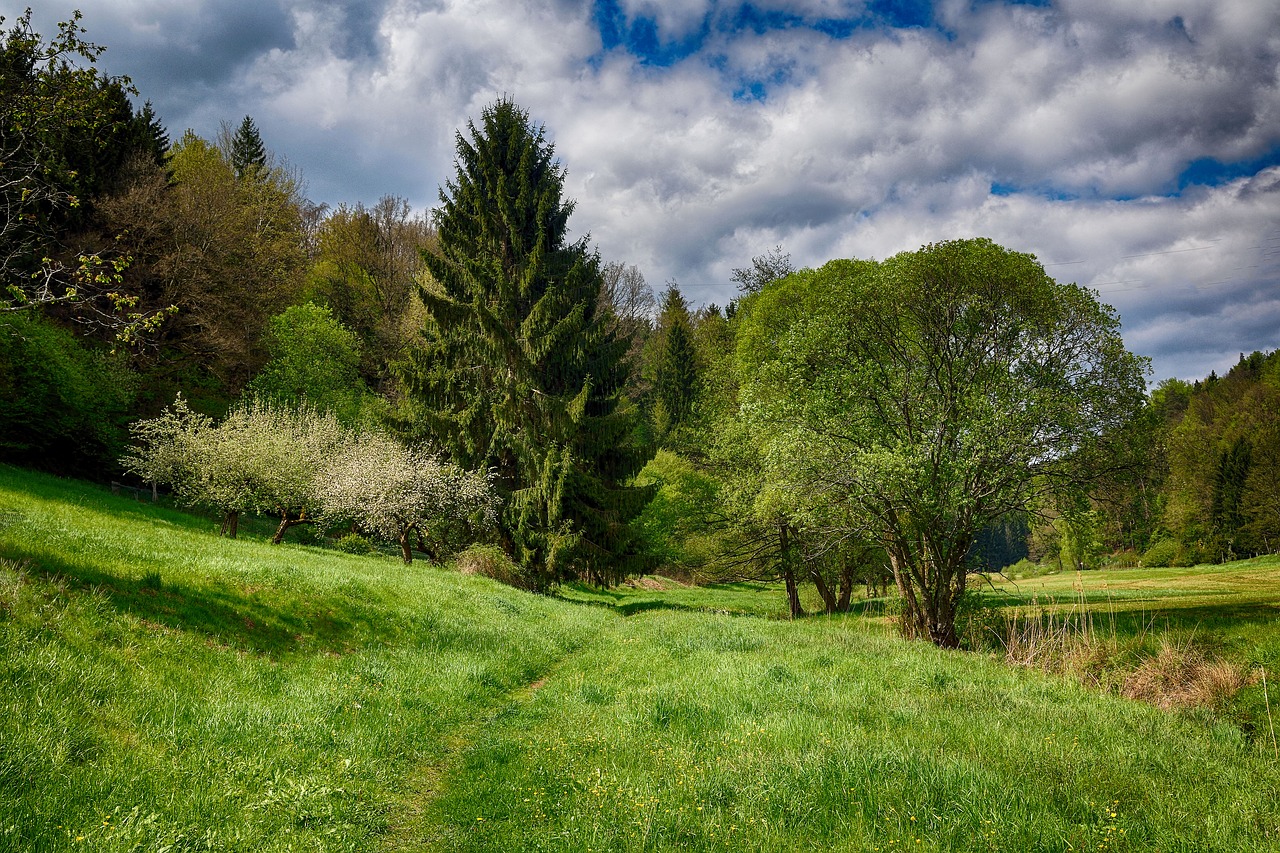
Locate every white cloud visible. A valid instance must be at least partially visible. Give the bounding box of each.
[3,0,1277,379]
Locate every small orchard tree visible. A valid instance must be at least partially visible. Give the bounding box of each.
[124,398,345,541]
[121,394,247,532]
[737,239,1149,647]
[317,431,497,563]
[224,401,347,543]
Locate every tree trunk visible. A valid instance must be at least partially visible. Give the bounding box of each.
[810,566,838,615]
[399,528,414,564]
[889,550,927,640]
[221,511,239,538]
[836,557,854,613]
[779,523,805,619]
[272,512,310,545]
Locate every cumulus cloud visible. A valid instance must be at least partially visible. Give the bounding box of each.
[4,0,1277,380]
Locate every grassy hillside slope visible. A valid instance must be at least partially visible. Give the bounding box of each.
[2,466,1279,851]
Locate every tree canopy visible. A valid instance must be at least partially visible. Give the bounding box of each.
[737,239,1149,646]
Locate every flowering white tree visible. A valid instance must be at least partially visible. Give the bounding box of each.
[318,431,498,563]
[124,398,346,541]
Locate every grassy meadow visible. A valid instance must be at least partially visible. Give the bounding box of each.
[3,464,1280,851]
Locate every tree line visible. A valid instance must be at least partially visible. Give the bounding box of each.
[3,11,1275,648]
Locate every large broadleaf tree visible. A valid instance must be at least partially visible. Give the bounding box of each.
[737,239,1149,647]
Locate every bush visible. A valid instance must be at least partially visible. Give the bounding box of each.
[456,544,530,589]
[1141,539,1179,568]
[332,533,376,555]
[1005,557,1041,578]
[0,312,135,475]
[954,593,1004,652]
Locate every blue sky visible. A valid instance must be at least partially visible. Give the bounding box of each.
[6,0,1278,381]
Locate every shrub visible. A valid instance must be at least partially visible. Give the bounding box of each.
[456,544,529,589]
[1005,557,1042,579]
[332,533,375,555]
[0,312,135,475]
[1141,539,1179,568]
[1105,549,1141,568]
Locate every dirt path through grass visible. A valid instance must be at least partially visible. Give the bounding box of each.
[381,615,619,850]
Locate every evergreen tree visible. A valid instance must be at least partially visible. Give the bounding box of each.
[402,98,653,587]
[652,284,700,435]
[1211,436,1253,559]
[230,115,267,180]
[128,100,170,167]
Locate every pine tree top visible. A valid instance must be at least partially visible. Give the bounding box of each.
[231,115,268,180]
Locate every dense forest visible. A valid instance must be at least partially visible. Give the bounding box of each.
[3,11,1277,648]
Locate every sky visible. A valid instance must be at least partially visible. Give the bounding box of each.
[8,0,1280,382]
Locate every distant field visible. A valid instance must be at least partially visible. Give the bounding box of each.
[3,465,1279,851]
[978,559,1280,669]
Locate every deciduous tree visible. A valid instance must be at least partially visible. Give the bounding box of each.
[737,239,1148,647]
[124,399,345,541]
[317,431,497,563]
[1,10,170,338]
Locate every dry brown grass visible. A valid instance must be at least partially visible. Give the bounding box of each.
[625,575,683,592]
[455,544,530,589]
[1120,641,1250,710]
[989,603,1251,712]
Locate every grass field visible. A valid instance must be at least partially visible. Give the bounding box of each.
[3,464,1280,851]
[979,559,1280,659]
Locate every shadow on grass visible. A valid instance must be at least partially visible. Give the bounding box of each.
[7,545,405,657]
[558,581,893,620]
[556,589,721,618]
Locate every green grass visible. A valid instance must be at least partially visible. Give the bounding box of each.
[0,466,607,851]
[3,464,1280,851]
[556,577,844,619]
[976,559,1280,670]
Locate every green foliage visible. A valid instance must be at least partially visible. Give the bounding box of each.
[401,98,653,587]
[648,284,701,441]
[0,9,168,330]
[246,302,373,424]
[0,312,135,475]
[1141,538,1179,568]
[1163,350,1280,560]
[305,196,435,390]
[455,543,530,589]
[632,449,722,570]
[1211,435,1254,560]
[140,129,307,392]
[736,239,1149,646]
[332,531,376,555]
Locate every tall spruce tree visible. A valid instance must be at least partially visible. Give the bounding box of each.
[230,115,267,179]
[129,100,170,168]
[403,98,653,587]
[652,284,700,435]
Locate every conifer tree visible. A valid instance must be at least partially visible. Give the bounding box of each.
[402,98,653,587]
[230,115,267,179]
[652,284,700,435]
[129,100,170,167]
